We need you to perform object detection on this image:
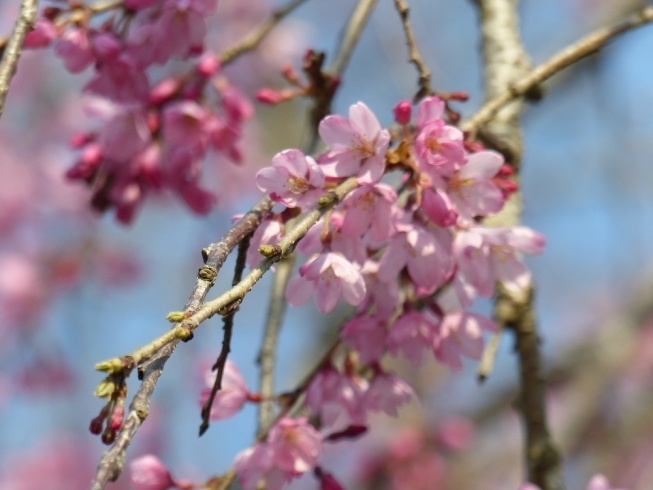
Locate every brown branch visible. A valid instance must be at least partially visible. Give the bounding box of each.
[256,254,296,433]
[199,234,251,436]
[472,1,564,489]
[461,6,653,137]
[90,197,272,490]
[392,0,432,102]
[0,0,39,118]
[218,0,311,65]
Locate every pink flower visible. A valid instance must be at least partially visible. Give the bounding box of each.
[55,28,94,73]
[100,108,151,162]
[378,219,453,295]
[415,95,446,129]
[199,360,248,420]
[306,367,368,426]
[421,187,457,227]
[297,213,367,265]
[24,18,57,49]
[362,371,413,417]
[286,252,366,314]
[163,147,215,214]
[357,260,400,320]
[235,417,322,489]
[393,100,412,125]
[130,455,175,490]
[220,84,254,123]
[436,417,475,451]
[340,184,397,243]
[256,149,325,210]
[435,312,497,370]
[340,316,387,365]
[387,310,439,365]
[446,150,505,220]
[454,226,545,297]
[318,102,390,184]
[162,101,212,154]
[84,53,150,103]
[414,120,465,179]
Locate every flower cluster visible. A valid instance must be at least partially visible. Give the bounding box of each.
[27,0,253,223]
[216,97,545,487]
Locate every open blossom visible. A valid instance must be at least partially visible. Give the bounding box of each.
[454,226,545,297]
[199,360,248,420]
[234,417,322,490]
[306,367,368,426]
[340,316,387,365]
[387,310,440,366]
[318,102,390,184]
[378,219,453,295]
[362,371,413,417]
[445,150,505,221]
[415,95,446,129]
[414,119,465,179]
[297,213,367,265]
[286,252,366,314]
[55,28,94,73]
[256,149,325,210]
[162,101,212,153]
[340,184,397,243]
[435,312,497,370]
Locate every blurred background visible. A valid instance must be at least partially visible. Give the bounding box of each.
[1,0,653,488]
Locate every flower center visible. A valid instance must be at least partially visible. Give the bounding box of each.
[287,177,309,194]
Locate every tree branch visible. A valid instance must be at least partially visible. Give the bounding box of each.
[461,6,653,136]
[392,0,432,102]
[0,0,39,118]
[90,197,272,490]
[218,0,311,65]
[471,1,564,489]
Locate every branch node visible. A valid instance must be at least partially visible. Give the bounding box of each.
[198,265,218,283]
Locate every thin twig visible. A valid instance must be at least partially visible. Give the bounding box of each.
[200,234,251,436]
[327,0,378,78]
[256,254,296,433]
[219,0,310,65]
[90,197,272,490]
[392,0,432,102]
[461,6,653,137]
[0,0,39,118]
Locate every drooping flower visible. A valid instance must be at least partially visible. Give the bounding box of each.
[256,149,325,210]
[130,455,176,490]
[414,119,465,179]
[434,312,497,370]
[305,367,368,426]
[340,316,387,365]
[340,183,397,243]
[387,310,440,366]
[318,102,390,184]
[286,252,366,314]
[454,226,546,297]
[199,360,249,421]
[55,28,94,73]
[362,371,413,417]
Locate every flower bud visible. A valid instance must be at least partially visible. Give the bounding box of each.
[392,100,412,125]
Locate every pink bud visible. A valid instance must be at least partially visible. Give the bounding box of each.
[324,425,368,442]
[92,33,121,60]
[315,467,344,490]
[130,455,176,490]
[196,53,220,77]
[149,78,181,105]
[256,88,284,105]
[24,18,57,49]
[69,131,94,148]
[393,100,412,125]
[109,405,125,431]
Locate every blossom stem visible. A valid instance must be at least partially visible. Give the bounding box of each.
[0,0,39,118]
[392,0,432,102]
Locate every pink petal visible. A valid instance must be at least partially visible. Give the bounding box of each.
[357,154,385,184]
[348,102,381,142]
[318,116,355,149]
[415,96,445,128]
[286,275,314,306]
[315,276,342,313]
[458,150,504,181]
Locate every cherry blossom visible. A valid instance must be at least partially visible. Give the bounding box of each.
[362,371,413,417]
[387,310,440,366]
[318,102,390,184]
[435,312,498,370]
[340,183,397,243]
[305,367,368,426]
[199,360,249,421]
[340,316,387,365]
[286,252,366,314]
[414,119,465,179]
[256,149,325,210]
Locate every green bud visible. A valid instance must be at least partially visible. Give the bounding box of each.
[259,244,280,257]
[174,326,191,340]
[166,311,185,323]
[95,358,124,375]
[318,193,335,207]
[94,379,116,398]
